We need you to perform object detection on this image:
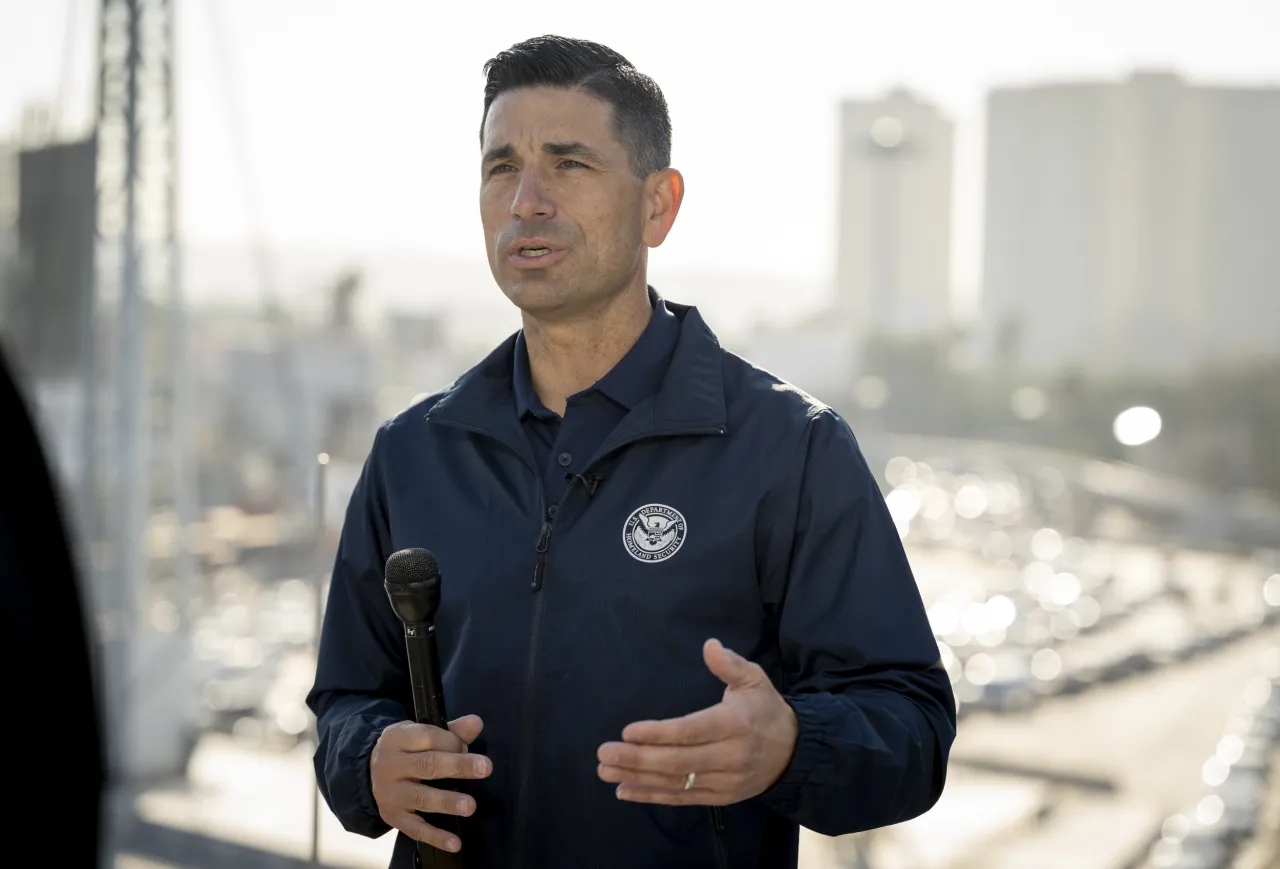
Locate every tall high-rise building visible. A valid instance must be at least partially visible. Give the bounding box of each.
[836,89,954,339]
[982,71,1280,375]
[6,139,98,380]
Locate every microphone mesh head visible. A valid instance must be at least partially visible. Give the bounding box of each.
[385,548,439,586]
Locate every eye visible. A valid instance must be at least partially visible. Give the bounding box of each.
[558,159,588,169]
[487,163,516,176]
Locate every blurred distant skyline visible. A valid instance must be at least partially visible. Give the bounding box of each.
[3,0,1280,321]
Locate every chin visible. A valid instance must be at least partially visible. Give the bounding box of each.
[499,276,576,316]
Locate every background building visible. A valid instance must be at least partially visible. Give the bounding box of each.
[982,70,1280,376]
[836,89,954,340]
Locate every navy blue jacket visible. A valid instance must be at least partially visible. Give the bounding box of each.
[307,299,956,869]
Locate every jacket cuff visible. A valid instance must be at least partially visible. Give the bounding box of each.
[355,719,394,825]
[754,692,834,816]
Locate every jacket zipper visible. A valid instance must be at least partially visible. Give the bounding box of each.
[510,481,578,868]
[423,415,552,868]
[532,519,551,591]
[711,807,728,869]
[425,414,727,867]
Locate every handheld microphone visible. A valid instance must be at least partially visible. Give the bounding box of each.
[384,548,464,869]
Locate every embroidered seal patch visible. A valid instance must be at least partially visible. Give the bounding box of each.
[623,504,687,563]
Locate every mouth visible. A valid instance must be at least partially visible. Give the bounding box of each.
[507,238,566,268]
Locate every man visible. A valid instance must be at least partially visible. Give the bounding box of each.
[308,34,955,869]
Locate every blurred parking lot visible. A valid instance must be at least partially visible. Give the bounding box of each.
[101,441,1280,869]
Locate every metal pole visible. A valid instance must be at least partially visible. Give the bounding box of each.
[311,451,330,868]
[113,0,147,780]
[163,0,196,623]
[80,151,100,601]
[92,6,117,864]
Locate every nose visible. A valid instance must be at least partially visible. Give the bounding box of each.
[510,170,556,222]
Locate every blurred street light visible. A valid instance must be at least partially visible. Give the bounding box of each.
[1263,574,1280,607]
[1114,406,1162,446]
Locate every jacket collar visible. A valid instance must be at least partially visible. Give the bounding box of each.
[513,293,680,418]
[425,289,727,453]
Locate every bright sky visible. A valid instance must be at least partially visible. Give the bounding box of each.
[2,0,1279,313]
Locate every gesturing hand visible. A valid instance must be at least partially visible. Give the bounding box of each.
[370,715,492,853]
[596,639,798,806]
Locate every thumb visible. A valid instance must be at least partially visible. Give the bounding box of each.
[448,714,484,747]
[703,638,764,689]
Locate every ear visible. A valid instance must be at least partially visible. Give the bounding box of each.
[641,168,684,248]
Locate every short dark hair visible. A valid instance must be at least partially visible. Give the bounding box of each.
[480,35,672,179]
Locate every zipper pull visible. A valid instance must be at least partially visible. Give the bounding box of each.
[531,521,552,591]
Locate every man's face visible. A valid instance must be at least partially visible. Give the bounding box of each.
[479,86,649,319]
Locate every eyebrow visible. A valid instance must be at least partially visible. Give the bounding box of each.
[542,141,608,164]
[481,141,609,166]
[482,144,515,165]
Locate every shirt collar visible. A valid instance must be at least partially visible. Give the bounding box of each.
[512,290,680,419]
[425,290,727,447]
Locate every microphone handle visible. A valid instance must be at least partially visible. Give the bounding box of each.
[406,625,449,727]
[403,625,464,869]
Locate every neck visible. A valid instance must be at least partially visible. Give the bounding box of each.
[522,283,653,416]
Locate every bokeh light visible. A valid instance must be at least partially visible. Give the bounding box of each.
[1216,734,1244,765]
[1202,756,1229,787]
[1031,649,1062,681]
[1264,574,1280,607]
[1196,794,1225,826]
[1031,527,1064,562]
[965,653,997,686]
[1113,406,1163,446]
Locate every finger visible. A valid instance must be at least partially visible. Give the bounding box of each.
[597,740,742,775]
[387,810,462,853]
[614,783,726,807]
[383,721,468,754]
[703,638,766,690]
[448,714,484,747]
[388,780,477,817]
[392,749,493,782]
[598,763,733,792]
[620,703,740,746]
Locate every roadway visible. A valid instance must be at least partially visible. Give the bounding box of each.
[802,628,1280,869]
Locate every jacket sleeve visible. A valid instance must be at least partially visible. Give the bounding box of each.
[306,423,414,838]
[753,408,956,836]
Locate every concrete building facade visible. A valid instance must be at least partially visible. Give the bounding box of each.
[982,71,1280,376]
[836,89,954,339]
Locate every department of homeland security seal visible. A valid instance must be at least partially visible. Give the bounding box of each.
[623,504,687,563]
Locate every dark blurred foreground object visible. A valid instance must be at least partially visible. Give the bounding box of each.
[0,344,106,864]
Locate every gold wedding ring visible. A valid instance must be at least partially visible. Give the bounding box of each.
[684,771,697,790]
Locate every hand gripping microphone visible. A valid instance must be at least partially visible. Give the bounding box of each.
[384,548,464,869]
